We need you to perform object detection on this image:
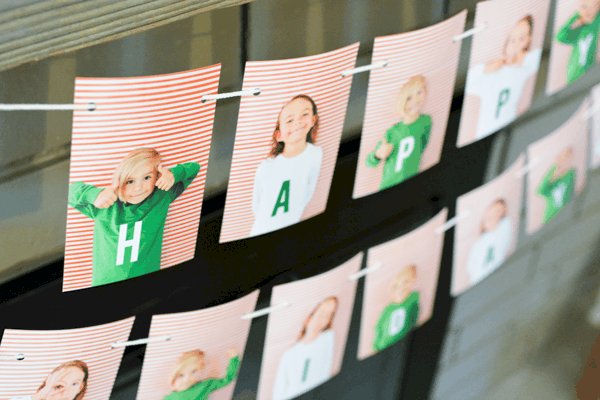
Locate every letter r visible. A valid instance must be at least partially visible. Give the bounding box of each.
[116,221,142,266]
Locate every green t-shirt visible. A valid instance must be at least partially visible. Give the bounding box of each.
[366,114,432,190]
[68,162,200,286]
[162,356,240,400]
[372,291,420,352]
[536,166,575,224]
[555,11,600,84]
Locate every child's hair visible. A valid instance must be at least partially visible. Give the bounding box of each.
[481,199,507,234]
[169,350,206,387]
[298,296,339,341]
[38,360,89,400]
[504,15,534,54]
[391,265,417,293]
[270,94,320,158]
[395,76,427,116]
[113,147,162,202]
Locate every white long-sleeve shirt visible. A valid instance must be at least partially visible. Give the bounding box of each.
[466,217,513,286]
[250,143,322,237]
[465,48,542,140]
[272,330,335,400]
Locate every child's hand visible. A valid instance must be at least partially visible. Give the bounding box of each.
[32,369,71,400]
[375,137,394,160]
[227,347,238,358]
[155,165,175,191]
[94,179,119,209]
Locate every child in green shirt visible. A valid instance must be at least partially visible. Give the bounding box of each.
[163,348,240,400]
[555,0,600,84]
[536,147,576,224]
[366,75,432,191]
[373,265,420,352]
[68,148,200,287]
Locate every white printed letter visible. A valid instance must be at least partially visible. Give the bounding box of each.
[552,183,567,208]
[579,34,593,67]
[389,308,407,336]
[116,221,143,266]
[395,136,415,172]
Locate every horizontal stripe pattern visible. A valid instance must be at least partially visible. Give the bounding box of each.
[0,317,135,400]
[357,210,446,360]
[546,0,580,95]
[63,65,220,291]
[256,253,362,400]
[136,291,259,400]
[219,44,360,243]
[458,0,550,146]
[353,12,466,199]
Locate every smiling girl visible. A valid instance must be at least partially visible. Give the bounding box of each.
[272,297,338,400]
[366,75,432,191]
[68,148,200,286]
[249,94,323,237]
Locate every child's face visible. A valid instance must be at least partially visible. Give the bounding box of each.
[45,367,85,400]
[122,162,157,204]
[504,20,531,62]
[555,149,573,175]
[172,360,204,392]
[276,98,317,147]
[579,0,600,24]
[305,299,337,336]
[482,201,505,232]
[391,273,415,302]
[403,83,426,117]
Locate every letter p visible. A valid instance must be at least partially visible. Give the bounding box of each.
[496,89,510,118]
[395,136,415,172]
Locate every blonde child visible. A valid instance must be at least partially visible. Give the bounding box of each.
[465,15,541,140]
[250,94,323,237]
[555,0,600,84]
[372,266,420,352]
[467,199,513,286]
[163,348,239,400]
[68,148,200,286]
[11,360,88,400]
[272,297,338,400]
[366,75,432,191]
[537,147,576,224]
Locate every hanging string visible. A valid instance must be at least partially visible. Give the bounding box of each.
[341,60,389,77]
[453,22,488,42]
[0,102,96,111]
[111,335,172,349]
[241,301,291,320]
[348,262,383,280]
[201,87,261,103]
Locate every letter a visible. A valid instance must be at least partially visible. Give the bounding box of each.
[496,89,510,118]
[272,180,290,217]
[116,221,143,266]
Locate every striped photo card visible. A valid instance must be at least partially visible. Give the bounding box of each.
[136,291,259,400]
[457,0,550,147]
[352,11,466,199]
[451,155,525,296]
[357,210,446,360]
[256,253,362,400]
[64,64,220,291]
[547,0,600,95]
[219,44,360,243]
[0,317,134,400]
[526,99,589,234]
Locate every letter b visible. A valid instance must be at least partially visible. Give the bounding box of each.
[395,137,415,172]
[116,221,142,266]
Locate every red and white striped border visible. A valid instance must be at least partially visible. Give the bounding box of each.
[64,65,220,291]
[256,253,362,400]
[0,317,135,400]
[353,11,466,199]
[136,291,259,400]
[220,44,360,243]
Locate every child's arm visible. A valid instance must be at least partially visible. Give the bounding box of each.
[272,351,290,400]
[304,146,323,208]
[420,116,432,153]
[536,165,557,198]
[372,309,387,352]
[555,13,583,45]
[409,293,420,328]
[251,162,265,218]
[366,129,394,168]
[205,351,240,392]
[162,162,201,199]
[68,181,109,219]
